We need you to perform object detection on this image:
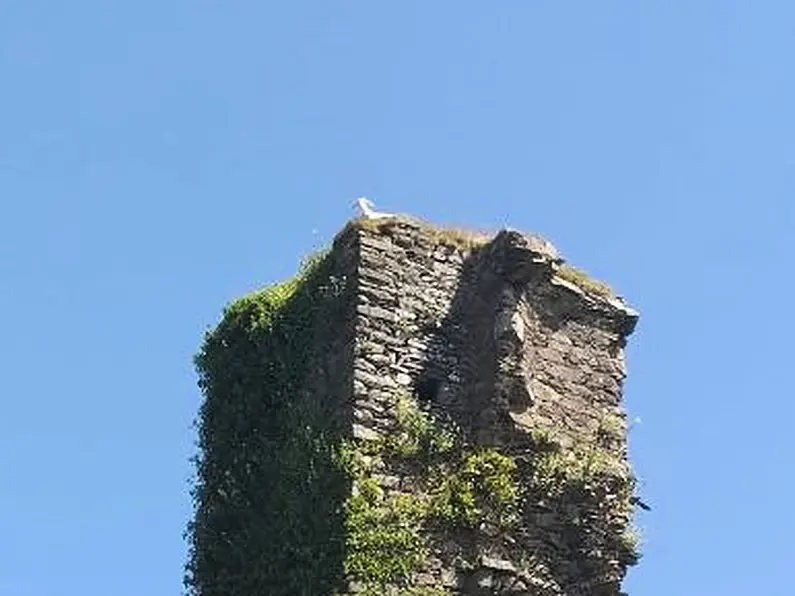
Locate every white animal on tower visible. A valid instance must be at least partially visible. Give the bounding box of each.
[354,197,393,219]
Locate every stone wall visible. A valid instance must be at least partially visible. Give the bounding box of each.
[339,217,639,595]
[187,214,640,596]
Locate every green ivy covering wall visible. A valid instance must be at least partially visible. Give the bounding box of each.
[185,252,353,596]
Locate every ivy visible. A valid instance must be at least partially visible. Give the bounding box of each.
[185,248,353,596]
[334,439,431,593]
[344,479,428,586]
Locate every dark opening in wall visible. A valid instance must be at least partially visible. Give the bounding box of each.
[415,374,442,404]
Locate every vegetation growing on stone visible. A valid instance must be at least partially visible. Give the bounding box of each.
[337,394,641,593]
[185,249,352,596]
[185,250,526,596]
[431,448,519,527]
[352,215,618,302]
[554,263,615,298]
[425,226,491,252]
[526,428,642,569]
[388,395,457,457]
[336,442,430,594]
[187,218,641,595]
[531,442,627,497]
[350,216,491,252]
[596,411,626,448]
[337,396,521,594]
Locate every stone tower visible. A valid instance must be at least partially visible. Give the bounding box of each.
[185,215,641,596]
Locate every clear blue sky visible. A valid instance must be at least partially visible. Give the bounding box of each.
[1,2,793,595]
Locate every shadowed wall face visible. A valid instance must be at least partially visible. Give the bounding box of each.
[187,217,639,596]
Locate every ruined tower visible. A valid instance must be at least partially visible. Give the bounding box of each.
[185,215,641,596]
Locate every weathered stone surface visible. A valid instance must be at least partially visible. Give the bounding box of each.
[331,217,639,595]
[191,215,640,596]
